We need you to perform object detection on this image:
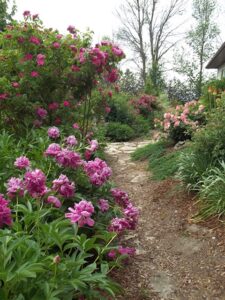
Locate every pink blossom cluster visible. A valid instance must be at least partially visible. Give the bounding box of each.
[65,199,94,227]
[89,47,108,68]
[46,196,62,208]
[36,53,45,66]
[65,135,77,146]
[7,177,24,198]
[98,199,109,212]
[48,126,60,138]
[52,174,75,198]
[130,94,156,114]
[163,100,205,131]
[24,169,48,198]
[14,156,30,169]
[0,194,12,228]
[83,158,112,186]
[110,188,139,232]
[108,246,135,259]
[36,107,48,120]
[105,68,119,83]
[85,139,99,160]
[55,149,82,168]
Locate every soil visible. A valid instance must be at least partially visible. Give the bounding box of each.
[105,140,225,300]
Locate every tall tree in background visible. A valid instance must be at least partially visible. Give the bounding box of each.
[0,0,16,31]
[187,0,219,95]
[116,0,185,91]
[146,0,184,91]
[116,0,148,83]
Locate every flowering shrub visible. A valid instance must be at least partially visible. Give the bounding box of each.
[0,12,124,134]
[0,126,138,299]
[156,100,205,143]
[130,94,157,118]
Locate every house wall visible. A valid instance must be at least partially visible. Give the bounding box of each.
[218,63,225,79]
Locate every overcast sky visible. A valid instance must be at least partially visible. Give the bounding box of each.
[14,0,225,77]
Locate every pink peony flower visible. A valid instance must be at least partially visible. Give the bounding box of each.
[118,246,136,256]
[48,102,59,111]
[108,217,130,233]
[108,249,117,259]
[112,46,124,57]
[32,14,39,20]
[7,177,24,198]
[29,36,41,45]
[53,255,61,264]
[24,53,33,61]
[124,203,139,230]
[105,106,111,113]
[63,100,70,107]
[72,123,80,129]
[98,199,109,212]
[56,149,82,168]
[48,126,60,138]
[65,135,77,146]
[17,37,25,43]
[84,150,92,160]
[14,156,30,169]
[36,107,47,119]
[70,45,78,52]
[56,34,63,39]
[87,140,99,153]
[31,71,39,77]
[12,82,20,88]
[36,54,45,66]
[23,10,31,17]
[105,68,119,83]
[71,65,80,72]
[53,42,60,48]
[45,143,61,157]
[52,175,75,198]
[46,196,62,208]
[0,194,12,227]
[111,188,130,208]
[0,93,8,100]
[84,158,112,186]
[65,200,94,227]
[24,169,48,198]
[67,25,76,34]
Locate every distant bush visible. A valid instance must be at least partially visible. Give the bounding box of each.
[106,122,135,141]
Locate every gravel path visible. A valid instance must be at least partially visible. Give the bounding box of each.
[105,140,225,300]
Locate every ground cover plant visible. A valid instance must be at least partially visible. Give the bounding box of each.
[0,11,139,299]
[132,139,186,180]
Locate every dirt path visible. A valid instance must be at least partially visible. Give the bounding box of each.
[105,140,225,300]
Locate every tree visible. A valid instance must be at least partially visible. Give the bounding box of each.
[116,0,148,83]
[187,0,220,95]
[0,0,16,31]
[146,0,184,89]
[116,0,185,89]
[119,69,143,95]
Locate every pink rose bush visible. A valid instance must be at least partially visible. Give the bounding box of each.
[156,100,205,143]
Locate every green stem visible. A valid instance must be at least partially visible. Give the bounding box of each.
[94,233,117,264]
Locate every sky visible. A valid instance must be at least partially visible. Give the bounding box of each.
[14,0,225,78]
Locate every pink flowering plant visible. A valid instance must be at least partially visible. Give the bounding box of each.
[156,100,205,143]
[0,124,138,299]
[130,94,158,118]
[0,12,124,135]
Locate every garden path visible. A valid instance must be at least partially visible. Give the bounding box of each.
[105,140,225,300]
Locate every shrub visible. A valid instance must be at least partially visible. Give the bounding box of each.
[106,122,135,141]
[178,107,225,190]
[130,94,158,118]
[0,126,139,299]
[159,100,205,143]
[0,13,124,134]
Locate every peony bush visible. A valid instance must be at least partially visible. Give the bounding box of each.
[0,126,139,299]
[0,11,124,134]
[0,10,138,300]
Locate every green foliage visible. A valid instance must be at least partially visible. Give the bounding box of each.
[197,162,225,218]
[0,0,16,31]
[132,139,185,180]
[119,69,143,95]
[106,122,135,142]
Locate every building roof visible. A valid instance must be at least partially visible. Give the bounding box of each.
[206,42,225,69]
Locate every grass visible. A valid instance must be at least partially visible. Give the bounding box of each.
[132,139,187,180]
